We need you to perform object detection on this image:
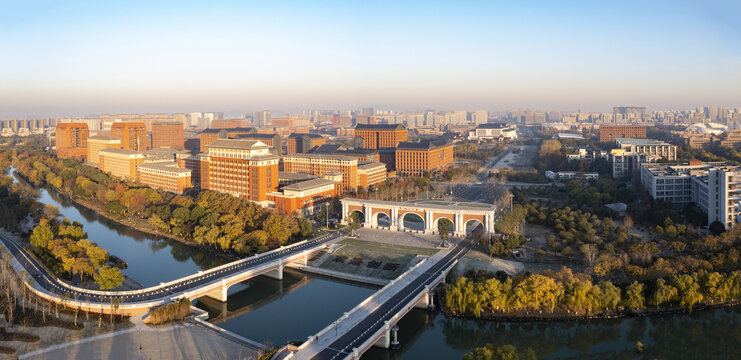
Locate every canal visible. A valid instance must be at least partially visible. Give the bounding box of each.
[10,171,741,359]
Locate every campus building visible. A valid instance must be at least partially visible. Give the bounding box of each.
[395,140,454,176]
[640,161,741,229]
[87,136,121,166]
[609,138,676,178]
[467,123,517,141]
[201,139,280,202]
[176,153,207,190]
[598,125,647,142]
[98,148,145,180]
[311,144,378,162]
[199,127,257,152]
[357,162,387,189]
[271,177,342,215]
[286,133,326,154]
[282,153,358,191]
[151,121,184,149]
[354,124,408,150]
[232,133,282,154]
[55,123,89,159]
[137,162,192,193]
[111,122,147,151]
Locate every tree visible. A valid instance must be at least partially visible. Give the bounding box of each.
[580,244,598,269]
[262,214,297,247]
[650,278,677,307]
[623,281,644,310]
[94,266,124,290]
[345,213,361,236]
[297,217,312,237]
[30,220,53,249]
[672,274,703,310]
[437,218,454,247]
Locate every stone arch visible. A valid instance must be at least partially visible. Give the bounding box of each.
[400,212,425,232]
[464,218,484,234]
[375,212,391,228]
[435,217,455,236]
[348,209,365,225]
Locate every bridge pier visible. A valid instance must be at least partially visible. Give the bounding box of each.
[263,265,284,280]
[373,320,394,349]
[204,280,229,302]
[414,286,434,309]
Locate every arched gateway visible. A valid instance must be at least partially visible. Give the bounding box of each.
[340,199,503,237]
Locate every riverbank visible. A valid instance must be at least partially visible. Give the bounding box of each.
[438,290,741,322]
[12,170,239,262]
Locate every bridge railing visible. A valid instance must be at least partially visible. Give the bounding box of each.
[6,231,337,300]
[295,252,436,354]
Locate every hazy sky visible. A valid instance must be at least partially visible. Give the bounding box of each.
[1,0,740,117]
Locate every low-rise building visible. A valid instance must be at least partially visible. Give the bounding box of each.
[599,125,647,142]
[137,162,191,193]
[282,153,358,191]
[357,162,387,189]
[99,148,145,180]
[641,161,741,229]
[545,171,599,181]
[610,148,662,178]
[286,133,326,154]
[278,171,317,186]
[271,177,342,215]
[615,138,677,160]
[87,136,121,166]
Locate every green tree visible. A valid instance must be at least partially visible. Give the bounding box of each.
[297,217,313,237]
[30,220,54,249]
[438,218,454,247]
[623,281,644,310]
[650,278,677,307]
[94,266,124,290]
[672,274,703,310]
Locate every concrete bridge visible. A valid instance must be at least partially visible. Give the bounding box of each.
[281,236,476,360]
[341,198,499,237]
[0,231,344,316]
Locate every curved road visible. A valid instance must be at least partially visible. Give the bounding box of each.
[0,230,342,305]
[310,236,475,360]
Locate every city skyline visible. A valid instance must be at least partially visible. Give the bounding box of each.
[2,0,740,117]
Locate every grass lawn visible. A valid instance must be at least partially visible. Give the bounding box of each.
[314,238,438,280]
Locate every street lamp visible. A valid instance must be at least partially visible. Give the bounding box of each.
[325,202,330,229]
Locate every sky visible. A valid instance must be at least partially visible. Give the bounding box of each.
[1,0,740,117]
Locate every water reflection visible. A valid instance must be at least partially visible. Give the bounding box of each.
[363,306,741,360]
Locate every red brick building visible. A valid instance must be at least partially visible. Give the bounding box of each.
[395,140,454,176]
[111,122,147,151]
[151,121,184,149]
[599,125,647,142]
[354,124,407,150]
[55,123,89,159]
[286,134,326,154]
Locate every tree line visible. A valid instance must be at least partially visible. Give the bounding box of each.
[13,152,314,257]
[444,267,741,318]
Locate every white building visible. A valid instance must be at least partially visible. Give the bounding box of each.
[467,123,517,141]
[640,162,741,229]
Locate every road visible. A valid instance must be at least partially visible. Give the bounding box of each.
[309,236,475,360]
[0,230,342,305]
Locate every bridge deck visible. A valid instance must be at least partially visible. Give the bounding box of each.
[291,237,474,360]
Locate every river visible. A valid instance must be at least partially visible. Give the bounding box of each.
[9,171,741,359]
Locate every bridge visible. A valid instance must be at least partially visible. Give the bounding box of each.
[280,235,476,360]
[0,230,344,316]
[341,198,501,237]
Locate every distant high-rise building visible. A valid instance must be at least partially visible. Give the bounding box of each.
[254,110,271,127]
[704,106,719,121]
[473,110,488,124]
[361,108,375,116]
[613,106,646,123]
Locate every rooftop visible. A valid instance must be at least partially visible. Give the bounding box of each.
[282,178,337,191]
[282,153,357,161]
[153,121,184,126]
[354,124,407,131]
[396,140,451,150]
[201,127,256,134]
[358,161,386,170]
[312,144,345,153]
[206,139,269,150]
[99,148,142,156]
[279,172,317,181]
[288,133,324,139]
[615,138,672,146]
[137,162,192,174]
[477,123,514,129]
